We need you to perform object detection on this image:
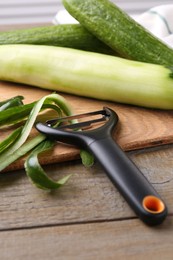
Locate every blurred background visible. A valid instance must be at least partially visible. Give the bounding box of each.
[0,0,173,25]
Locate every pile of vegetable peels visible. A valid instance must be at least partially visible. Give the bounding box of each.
[0,94,94,189]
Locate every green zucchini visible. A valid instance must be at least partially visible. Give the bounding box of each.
[0,44,173,109]
[63,0,173,66]
[0,24,115,55]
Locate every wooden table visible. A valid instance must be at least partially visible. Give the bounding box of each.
[0,145,173,259]
[0,24,173,260]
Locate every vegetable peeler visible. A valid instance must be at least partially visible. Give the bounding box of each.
[35,107,167,226]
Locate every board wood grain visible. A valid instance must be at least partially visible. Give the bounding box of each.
[1,81,173,171]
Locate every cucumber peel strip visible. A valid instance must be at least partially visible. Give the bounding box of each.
[25,139,71,190]
[0,102,62,127]
[0,93,94,190]
[0,95,24,111]
[0,93,73,190]
[0,127,23,154]
[80,150,94,167]
[0,93,72,171]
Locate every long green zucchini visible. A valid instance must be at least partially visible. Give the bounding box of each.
[63,0,173,66]
[0,44,173,109]
[0,24,114,55]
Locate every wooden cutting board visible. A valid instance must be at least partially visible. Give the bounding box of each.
[1,81,173,172]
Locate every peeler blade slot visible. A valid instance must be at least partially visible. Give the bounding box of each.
[46,109,110,129]
[57,116,107,131]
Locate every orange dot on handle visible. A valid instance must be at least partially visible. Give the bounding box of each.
[142,195,165,214]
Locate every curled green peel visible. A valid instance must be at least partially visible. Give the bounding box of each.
[25,140,71,190]
[0,93,93,190]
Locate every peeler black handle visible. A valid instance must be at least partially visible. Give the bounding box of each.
[88,137,167,225]
[35,107,167,226]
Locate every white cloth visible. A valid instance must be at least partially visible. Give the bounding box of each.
[53,5,173,48]
[136,5,173,48]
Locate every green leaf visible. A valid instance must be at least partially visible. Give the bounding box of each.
[25,139,71,190]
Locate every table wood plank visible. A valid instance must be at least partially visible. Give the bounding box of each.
[0,217,173,260]
[0,145,172,230]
